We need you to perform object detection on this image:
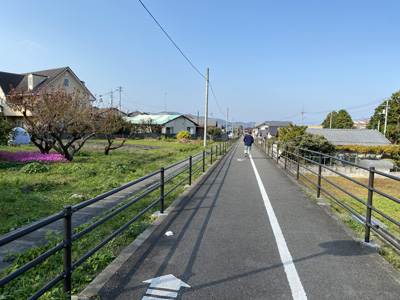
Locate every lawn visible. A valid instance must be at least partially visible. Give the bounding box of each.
[0,138,220,235]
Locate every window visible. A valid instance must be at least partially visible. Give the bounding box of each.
[14,120,24,128]
[64,79,70,87]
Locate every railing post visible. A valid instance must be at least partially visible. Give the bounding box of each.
[271,142,274,159]
[189,156,192,186]
[211,147,213,164]
[284,145,288,170]
[160,167,165,213]
[63,205,72,299]
[276,142,280,164]
[365,167,375,243]
[296,149,300,180]
[203,150,205,172]
[317,154,322,198]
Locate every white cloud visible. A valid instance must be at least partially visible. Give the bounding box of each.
[20,40,47,51]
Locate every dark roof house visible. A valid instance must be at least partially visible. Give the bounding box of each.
[254,121,290,138]
[0,67,95,126]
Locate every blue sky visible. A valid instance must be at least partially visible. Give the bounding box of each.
[1,0,400,125]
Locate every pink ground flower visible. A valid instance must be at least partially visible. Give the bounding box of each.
[0,151,69,163]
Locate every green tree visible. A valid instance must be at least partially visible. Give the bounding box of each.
[207,127,222,140]
[237,125,243,135]
[0,113,14,145]
[276,122,307,145]
[294,132,336,155]
[321,109,353,129]
[367,91,400,143]
[335,109,353,129]
[321,111,337,128]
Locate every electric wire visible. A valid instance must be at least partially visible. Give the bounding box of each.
[138,0,226,118]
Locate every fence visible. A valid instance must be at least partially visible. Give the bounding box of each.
[257,138,400,251]
[0,140,235,299]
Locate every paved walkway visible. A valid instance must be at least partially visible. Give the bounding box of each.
[81,141,400,300]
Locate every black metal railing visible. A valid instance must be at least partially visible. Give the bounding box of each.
[257,138,400,251]
[0,140,235,299]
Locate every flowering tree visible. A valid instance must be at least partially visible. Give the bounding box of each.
[8,85,101,161]
[96,112,145,155]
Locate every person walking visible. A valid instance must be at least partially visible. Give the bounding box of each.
[243,131,254,158]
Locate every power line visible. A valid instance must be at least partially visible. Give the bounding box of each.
[138,0,205,80]
[138,0,226,117]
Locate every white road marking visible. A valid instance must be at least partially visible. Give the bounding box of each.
[249,154,307,300]
[142,274,190,299]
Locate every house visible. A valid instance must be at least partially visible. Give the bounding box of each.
[253,121,290,139]
[127,110,147,117]
[305,128,391,146]
[0,67,95,127]
[306,128,394,170]
[189,117,218,137]
[353,121,368,129]
[96,107,128,117]
[124,114,198,135]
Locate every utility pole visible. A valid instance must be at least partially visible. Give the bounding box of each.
[117,86,123,115]
[110,89,114,108]
[330,111,333,129]
[383,100,390,137]
[203,68,209,147]
[226,107,228,140]
[301,108,304,126]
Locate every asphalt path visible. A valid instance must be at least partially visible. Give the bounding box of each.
[89,141,400,300]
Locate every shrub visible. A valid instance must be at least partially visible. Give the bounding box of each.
[21,162,50,173]
[176,131,191,141]
[110,161,130,173]
[0,161,24,169]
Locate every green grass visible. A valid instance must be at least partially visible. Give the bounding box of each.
[0,139,222,235]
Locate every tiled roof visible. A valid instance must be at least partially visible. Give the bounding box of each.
[19,67,67,91]
[265,121,290,127]
[0,67,68,94]
[0,71,25,95]
[0,67,95,101]
[189,117,217,127]
[306,128,391,146]
[125,114,198,125]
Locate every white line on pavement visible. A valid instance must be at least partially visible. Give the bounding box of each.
[249,154,307,300]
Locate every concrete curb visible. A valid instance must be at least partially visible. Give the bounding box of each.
[79,145,236,298]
